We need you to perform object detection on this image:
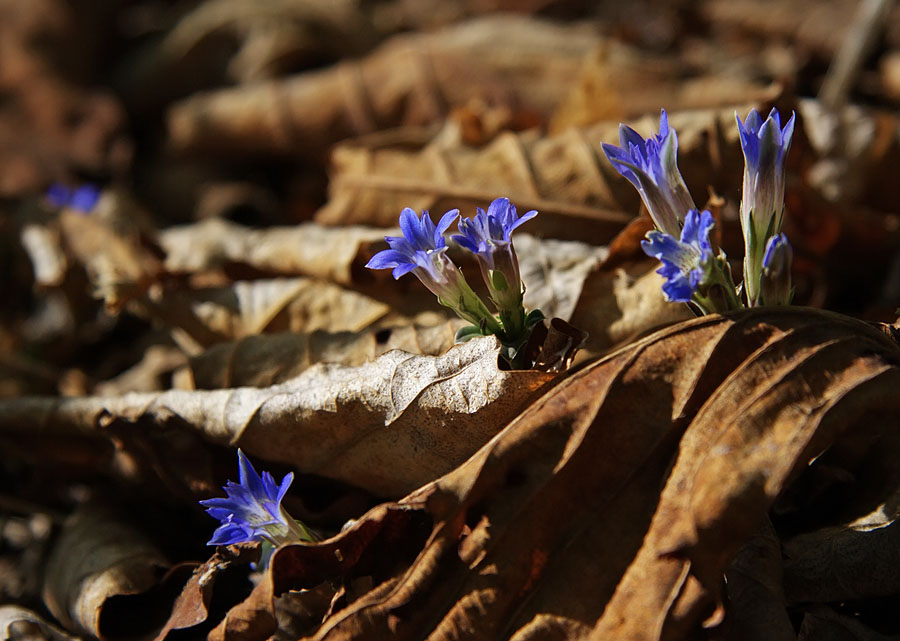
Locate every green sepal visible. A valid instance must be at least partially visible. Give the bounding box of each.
[524,308,545,329]
[455,324,486,343]
[489,269,510,292]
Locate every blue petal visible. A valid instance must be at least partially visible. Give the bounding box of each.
[366,249,407,271]
[509,208,538,232]
[237,450,266,499]
[659,268,696,302]
[434,208,460,244]
[45,183,72,207]
[399,208,423,248]
[70,185,100,213]
[392,262,417,279]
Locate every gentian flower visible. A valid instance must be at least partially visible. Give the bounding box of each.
[452,197,536,314]
[736,108,795,304]
[641,209,716,303]
[367,207,500,332]
[200,449,313,547]
[602,110,696,237]
[45,183,101,213]
[759,233,793,306]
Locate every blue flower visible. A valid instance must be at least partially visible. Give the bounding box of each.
[760,233,793,306]
[602,110,696,237]
[200,450,308,547]
[452,198,537,267]
[367,208,500,331]
[736,108,795,304]
[45,183,101,213]
[641,209,715,303]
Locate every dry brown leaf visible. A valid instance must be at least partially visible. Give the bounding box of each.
[185,321,464,389]
[314,105,760,244]
[166,16,597,158]
[93,345,187,395]
[783,517,900,604]
[0,336,555,497]
[275,308,900,641]
[209,503,427,641]
[550,42,780,131]
[0,605,80,641]
[719,518,794,641]
[158,277,390,351]
[797,605,897,641]
[42,503,170,640]
[569,260,694,354]
[158,218,389,286]
[160,0,374,83]
[153,544,259,641]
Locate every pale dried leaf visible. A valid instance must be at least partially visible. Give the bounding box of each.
[0,605,81,641]
[166,16,598,158]
[158,219,389,286]
[0,336,555,496]
[288,308,900,641]
[42,503,169,640]
[186,321,464,389]
[314,106,758,243]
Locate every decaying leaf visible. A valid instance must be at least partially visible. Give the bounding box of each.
[158,277,390,349]
[315,105,761,243]
[783,516,900,604]
[42,503,170,640]
[209,503,429,641]
[271,308,900,640]
[550,41,780,131]
[185,321,464,389]
[0,605,80,641]
[158,218,389,286]
[720,518,794,641]
[154,544,259,641]
[569,259,694,354]
[166,16,598,158]
[0,336,555,497]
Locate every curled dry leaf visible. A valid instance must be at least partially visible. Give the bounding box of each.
[186,321,464,389]
[550,41,780,131]
[569,260,694,355]
[154,544,260,641]
[315,105,758,243]
[166,16,597,158]
[783,517,900,604]
[207,503,429,641]
[158,277,390,351]
[158,218,389,286]
[0,605,79,641]
[281,308,900,641]
[797,604,896,641]
[42,503,170,640]
[720,518,795,641]
[0,336,555,497]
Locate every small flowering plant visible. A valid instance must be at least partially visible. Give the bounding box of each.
[366,199,543,366]
[200,449,315,549]
[603,108,795,313]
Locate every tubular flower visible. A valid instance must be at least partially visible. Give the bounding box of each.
[200,450,313,547]
[641,209,715,303]
[366,208,499,331]
[736,108,795,304]
[602,110,696,237]
[452,197,536,309]
[759,233,793,306]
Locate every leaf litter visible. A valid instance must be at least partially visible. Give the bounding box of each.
[3,1,900,640]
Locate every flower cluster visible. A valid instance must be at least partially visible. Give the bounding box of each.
[366,198,542,362]
[45,183,101,213]
[602,108,794,313]
[200,450,315,548]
